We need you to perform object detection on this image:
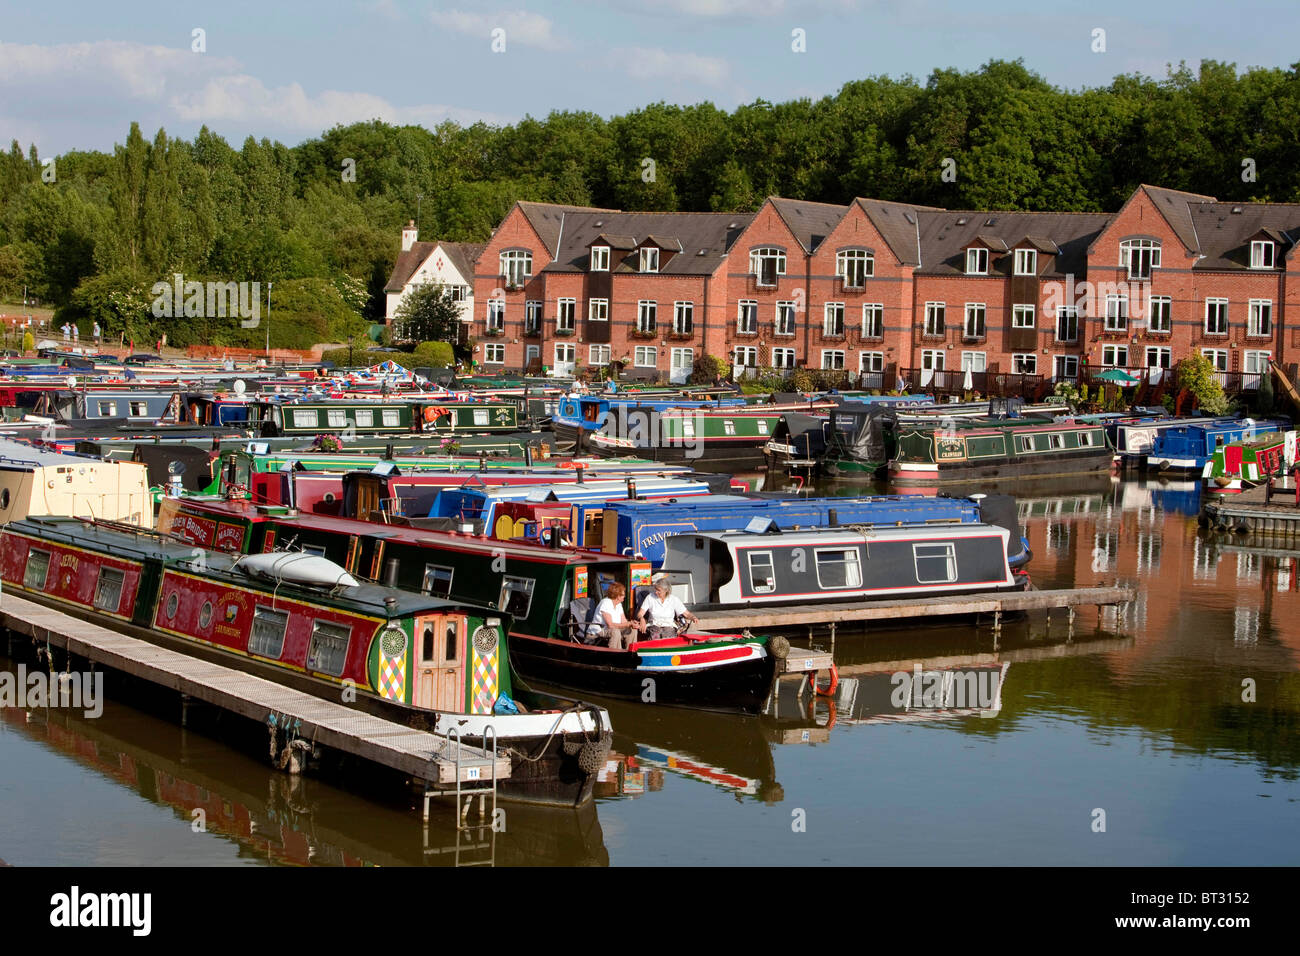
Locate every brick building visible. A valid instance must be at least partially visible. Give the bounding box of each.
[390,186,1300,390]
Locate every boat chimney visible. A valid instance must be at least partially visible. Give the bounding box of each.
[479,452,487,472]
[828,507,838,527]
[385,442,394,460]
[384,595,399,615]
[383,557,399,587]
[576,464,584,484]
[549,523,562,549]
[627,479,637,500]
[524,443,533,467]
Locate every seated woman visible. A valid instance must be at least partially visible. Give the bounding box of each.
[586,582,644,650]
[637,578,699,640]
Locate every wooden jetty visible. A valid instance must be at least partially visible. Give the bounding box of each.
[696,585,1136,634]
[1202,479,1300,537]
[0,592,510,819]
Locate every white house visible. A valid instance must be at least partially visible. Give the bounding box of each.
[383,221,482,330]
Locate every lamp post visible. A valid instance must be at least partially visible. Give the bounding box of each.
[416,193,423,234]
[265,281,273,357]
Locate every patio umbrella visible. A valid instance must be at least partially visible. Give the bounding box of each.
[963,367,974,390]
[1094,368,1139,386]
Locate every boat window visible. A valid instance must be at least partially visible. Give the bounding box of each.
[93,566,126,612]
[757,420,769,433]
[292,409,318,428]
[249,606,289,659]
[423,625,435,661]
[422,564,454,597]
[98,401,117,416]
[914,543,958,584]
[301,544,327,557]
[382,409,401,427]
[327,409,348,428]
[307,620,351,676]
[473,409,489,426]
[1049,433,1065,449]
[1079,431,1095,447]
[199,602,213,629]
[354,409,374,428]
[1018,435,1034,453]
[445,623,459,662]
[723,419,736,435]
[682,418,695,437]
[814,548,862,589]
[748,550,776,593]
[594,571,618,598]
[23,548,51,589]
[165,591,179,619]
[129,401,148,416]
[499,576,535,619]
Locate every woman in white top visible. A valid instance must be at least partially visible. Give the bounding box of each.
[637,579,698,640]
[586,582,643,650]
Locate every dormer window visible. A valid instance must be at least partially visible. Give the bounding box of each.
[499,250,532,288]
[1251,241,1276,269]
[590,246,610,271]
[836,249,873,287]
[1013,249,1038,276]
[1120,239,1160,280]
[965,248,988,275]
[639,247,659,273]
[749,247,786,286]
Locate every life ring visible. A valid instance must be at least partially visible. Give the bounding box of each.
[811,662,839,697]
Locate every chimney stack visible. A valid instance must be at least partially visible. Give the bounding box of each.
[401,219,418,252]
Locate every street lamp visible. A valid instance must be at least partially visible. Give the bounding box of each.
[265,281,274,357]
[416,193,423,233]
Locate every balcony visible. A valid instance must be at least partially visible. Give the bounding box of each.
[631,328,657,339]
[522,325,542,338]
[668,329,694,340]
[554,327,576,337]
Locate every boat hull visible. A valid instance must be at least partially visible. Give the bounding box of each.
[888,452,1116,484]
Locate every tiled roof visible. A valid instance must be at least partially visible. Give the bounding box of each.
[384,241,437,292]
[546,211,755,275]
[1187,201,1300,270]
[856,199,940,267]
[915,210,1112,276]
[769,197,850,253]
[1140,185,1219,254]
[517,201,617,256]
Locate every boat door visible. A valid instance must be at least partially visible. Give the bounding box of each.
[554,343,576,377]
[415,615,466,712]
[670,348,693,384]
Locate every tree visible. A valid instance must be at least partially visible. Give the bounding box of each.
[392,282,461,343]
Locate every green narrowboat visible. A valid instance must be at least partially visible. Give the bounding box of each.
[248,400,520,437]
[889,418,1115,484]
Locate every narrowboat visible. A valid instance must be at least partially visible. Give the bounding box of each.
[599,493,1031,570]
[659,522,1025,610]
[0,516,610,807]
[888,418,1114,484]
[246,399,521,437]
[0,438,153,526]
[33,388,180,424]
[551,394,747,454]
[1202,431,1296,493]
[762,413,829,470]
[1147,419,1291,474]
[155,497,781,713]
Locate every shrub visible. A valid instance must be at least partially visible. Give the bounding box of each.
[1174,354,1230,416]
[412,340,454,368]
[688,353,730,385]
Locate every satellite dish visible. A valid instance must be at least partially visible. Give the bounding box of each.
[233,379,247,395]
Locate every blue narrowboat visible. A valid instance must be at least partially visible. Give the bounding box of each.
[1146,418,1291,473]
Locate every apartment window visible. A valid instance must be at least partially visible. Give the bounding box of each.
[588,298,608,322]
[1120,239,1160,279]
[823,303,845,337]
[924,302,946,336]
[921,349,945,370]
[448,285,467,302]
[964,303,986,338]
[673,301,694,335]
[1251,241,1276,269]
[966,247,989,275]
[862,303,883,338]
[484,343,505,364]
[772,347,797,369]
[249,606,289,659]
[1148,296,1172,333]
[1054,355,1079,380]
[307,620,351,677]
[524,299,542,333]
[1244,350,1271,375]
[1055,306,1079,343]
[1102,344,1129,367]
[1145,347,1171,369]
[486,299,505,332]
[1013,249,1038,276]
[960,352,986,374]
[1201,348,1229,371]
[1205,298,1228,335]
[499,250,532,287]
[422,564,454,597]
[859,351,884,372]
[589,345,611,366]
[1248,299,1272,337]
[637,300,657,334]
[821,350,846,370]
[1012,353,1037,375]
[749,247,786,285]
[776,301,797,336]
[639,246,659,273]
[1104,294,1128,332]
[737,300,757,334]
[634,346,657,367]
[837,249,873,287]
[554,343,575,368]
[734,346,758,369]
[1011,304,1036,329]
[590,245,610,271]
[557,298,576,333]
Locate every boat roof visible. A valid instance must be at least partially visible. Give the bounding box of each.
[8,516,500,618]
[668,522,1006,546]
[0,438,107,469]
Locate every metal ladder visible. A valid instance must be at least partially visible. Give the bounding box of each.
[440,725,499,867]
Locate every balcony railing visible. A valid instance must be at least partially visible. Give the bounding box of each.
[900,368,1046,400]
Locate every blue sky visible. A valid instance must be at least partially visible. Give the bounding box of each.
[2,0,1295,155]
